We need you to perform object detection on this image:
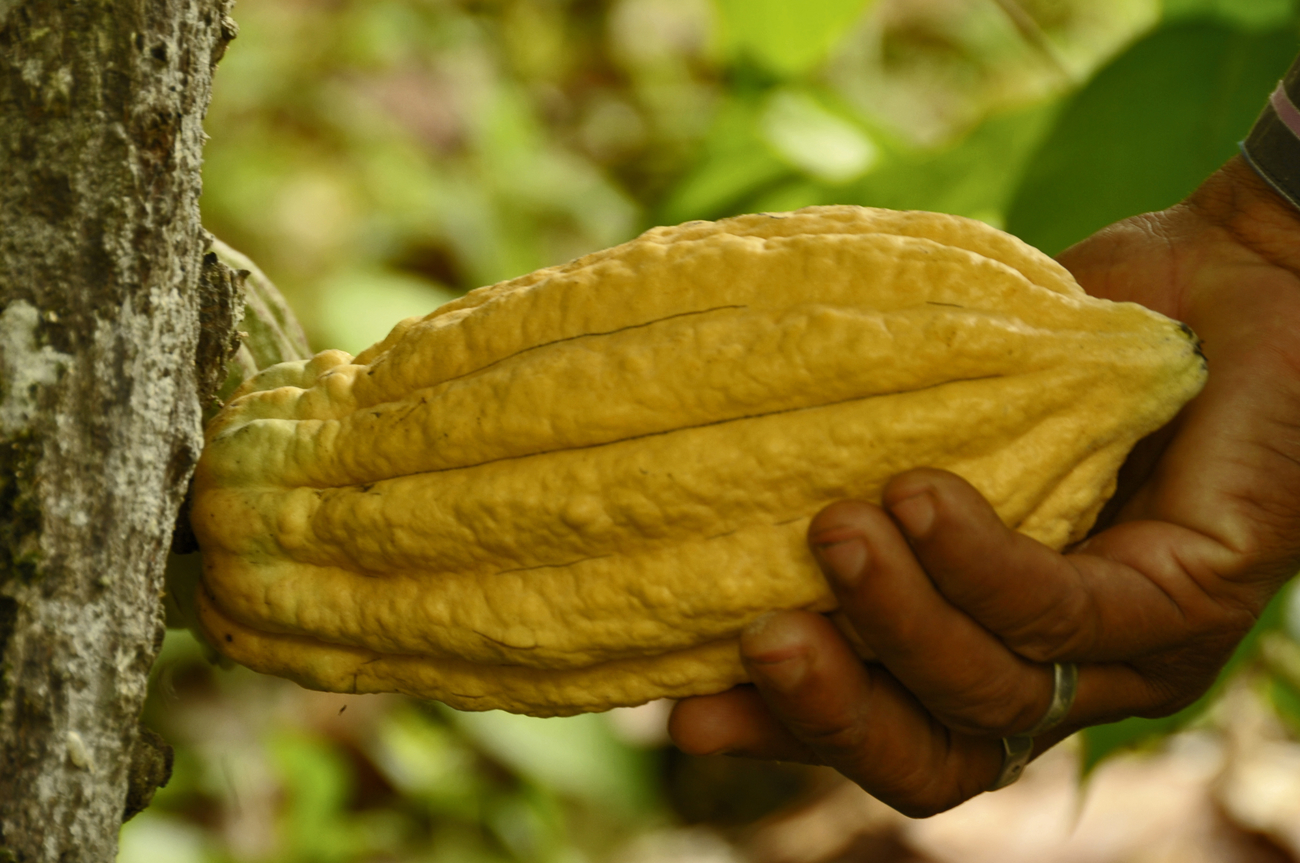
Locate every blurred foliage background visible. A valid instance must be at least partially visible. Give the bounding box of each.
[125,0,1300,861]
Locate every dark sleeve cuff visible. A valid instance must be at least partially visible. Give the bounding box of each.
[1242,56,1300,211]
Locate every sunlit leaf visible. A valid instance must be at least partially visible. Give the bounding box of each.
[447,709,658,817]
[674,85,1060,222]
[1007,19,1298,255]
[759,88,879,183]
[714,0,876,77]
[849,100,1061,220]
[367,708,481,818]
[116,813,208,863]
[314,268,459,355]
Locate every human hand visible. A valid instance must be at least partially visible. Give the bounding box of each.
[668,156,1300,816]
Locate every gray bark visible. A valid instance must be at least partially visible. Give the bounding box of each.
[0,2,237,861]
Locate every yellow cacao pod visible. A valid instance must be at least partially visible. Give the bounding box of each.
[191,206,1206,716]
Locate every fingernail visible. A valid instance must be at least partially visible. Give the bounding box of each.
[811,535,868,590]
[890,490,935,538]
[741,613,809,695]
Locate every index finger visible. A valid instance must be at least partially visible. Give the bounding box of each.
[807,498,1148,735]
[875,468,1258,665]
[807,479,1249,736]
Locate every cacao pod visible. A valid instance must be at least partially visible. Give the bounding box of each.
[191,206,1206,716]
[165,237,312,640]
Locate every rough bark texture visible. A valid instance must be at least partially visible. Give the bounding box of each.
[0,1,237,860]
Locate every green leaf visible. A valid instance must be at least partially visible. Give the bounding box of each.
[1163,0,1296,31]
[269,733,359,863]
[849,100,1062,221]
[714,0,876,77]
[314,267,459,356]
[747,179,831,214]
[116,813,208,863]
[366,707,482,819]
[446,708,658,816]
[666,86,1059,224]
[759,88,879,183]
[1077,701,1201,777]
[1007,19,1299,256]
[485,788,565,863]
[1079,581,1293,773]
[658,145,790,223]
[658,96,793,223]
[1268,675,1300,732]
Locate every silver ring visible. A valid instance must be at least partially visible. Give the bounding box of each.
[988,662,1078,791]
[989,735,1033,790]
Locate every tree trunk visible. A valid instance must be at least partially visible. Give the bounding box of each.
[0,2,237,860]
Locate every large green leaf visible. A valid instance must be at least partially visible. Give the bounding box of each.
[1007,19,1298,256]
[714,0,876,77]
[1164,0,1296,30]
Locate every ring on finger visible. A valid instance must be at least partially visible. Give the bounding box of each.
[988,662,1079,791]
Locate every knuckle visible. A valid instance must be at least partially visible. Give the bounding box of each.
[1001,588,1096,663]
[941,696,1029,733]
[1216,592,1265,639]
[1007,633,1075,665]
[788,705,870,755]
[808,498,884,539]
[933,681,1035,737]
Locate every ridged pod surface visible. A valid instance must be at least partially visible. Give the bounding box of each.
[191,206,1207,716]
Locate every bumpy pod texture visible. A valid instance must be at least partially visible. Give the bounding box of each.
[192,206,1207,716]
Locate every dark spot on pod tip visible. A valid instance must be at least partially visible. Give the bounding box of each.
[1176,321,1208,365]
[224,634,233,643]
